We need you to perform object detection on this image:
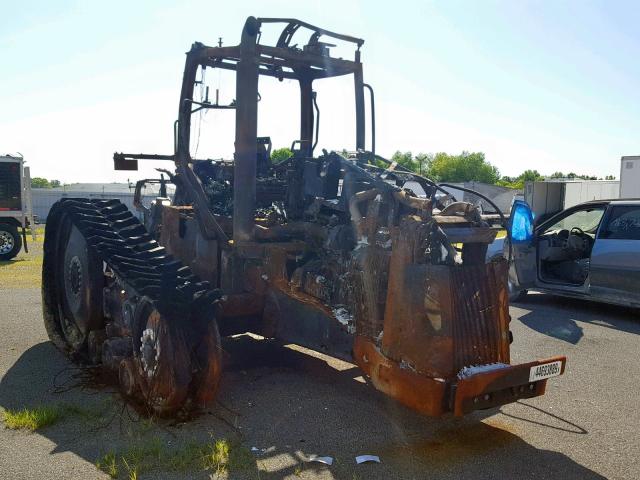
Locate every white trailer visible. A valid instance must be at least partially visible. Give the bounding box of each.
[0,154,36,260]
[524,179,620,224]
[620,156,640,199]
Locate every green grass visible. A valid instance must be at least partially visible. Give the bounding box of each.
[2,401,112,431]
[2,405,62,430]
[0,226,44,288]
[95,437,256,479]
[96,452,119,478]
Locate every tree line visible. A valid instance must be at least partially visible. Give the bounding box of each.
[31,177,61,188]
[384,151,616,188]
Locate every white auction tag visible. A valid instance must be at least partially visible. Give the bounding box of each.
[529,361,562,382]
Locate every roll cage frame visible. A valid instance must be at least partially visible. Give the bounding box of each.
[173,17,367,243]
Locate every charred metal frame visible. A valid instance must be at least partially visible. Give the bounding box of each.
[171,17,366,245]
[96,17,568,417]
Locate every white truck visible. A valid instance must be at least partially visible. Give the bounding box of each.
[0,154,35,260]
[620,156,640,199]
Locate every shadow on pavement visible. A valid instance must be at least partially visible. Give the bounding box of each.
[515,293,639,344]
[0,337,606,479]
[500,400,588,434]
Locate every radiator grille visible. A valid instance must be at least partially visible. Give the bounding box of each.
[450,264,508,370]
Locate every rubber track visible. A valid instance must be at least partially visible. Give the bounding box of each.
[53,198,219,319]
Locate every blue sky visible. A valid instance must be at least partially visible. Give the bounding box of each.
[1,0,638,182]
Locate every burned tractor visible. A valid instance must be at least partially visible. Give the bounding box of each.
[42,17,566,416]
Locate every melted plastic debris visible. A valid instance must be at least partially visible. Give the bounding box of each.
[333,306,356,334]
[307,455,334,465]
[250,446,273,456]
[457,363,509,379]
[356,455,381,464]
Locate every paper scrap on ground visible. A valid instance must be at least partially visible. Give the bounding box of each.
[307,455,334,465]
[356,455,381,464]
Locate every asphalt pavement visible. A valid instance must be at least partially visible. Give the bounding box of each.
[0,286,638,479]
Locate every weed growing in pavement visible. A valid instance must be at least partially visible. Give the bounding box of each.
[122,457,138,480]
[95,437,256,479]
[2,405,61,430]
[2,401,113,431]
[95,452,119,478]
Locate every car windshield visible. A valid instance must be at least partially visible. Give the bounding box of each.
[544,207,605,235]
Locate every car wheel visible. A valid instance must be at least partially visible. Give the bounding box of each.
[0,223,22,261]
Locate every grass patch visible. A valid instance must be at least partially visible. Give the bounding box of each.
[2,405,62,431]
[96,437,256,479]
[0,226,44,288]
[96,452,119,478]
[2,401,112,431]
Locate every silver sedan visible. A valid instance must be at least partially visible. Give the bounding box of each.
[488,199,640,308]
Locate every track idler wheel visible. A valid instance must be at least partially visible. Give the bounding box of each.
[42,211,104,360]
[192,317,224,408]
[131,305,222,415]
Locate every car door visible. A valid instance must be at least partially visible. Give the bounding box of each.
[589,204,640,305]
[510,202,606,292]
[534,204,606,292]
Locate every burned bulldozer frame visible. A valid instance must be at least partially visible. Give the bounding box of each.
[44,17,566,417]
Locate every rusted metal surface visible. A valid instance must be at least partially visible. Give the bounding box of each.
[354,336,448,416]
[453,356,567,416]
[43,16,567,418]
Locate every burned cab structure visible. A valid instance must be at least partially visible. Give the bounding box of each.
[42,17,566,416]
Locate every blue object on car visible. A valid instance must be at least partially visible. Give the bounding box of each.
[510,200,534,242]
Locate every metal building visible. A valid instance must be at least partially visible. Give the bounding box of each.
[31,183,173,222]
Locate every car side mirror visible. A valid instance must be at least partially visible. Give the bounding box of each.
[509,200,534,243]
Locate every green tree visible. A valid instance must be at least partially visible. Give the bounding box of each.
[520,170,544,182]
[31,177,52,188]
[414,153,432,175]
[270,147,293,164]
[605,175,616,180]
[425,151,500,183]
[391,151,419,172]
